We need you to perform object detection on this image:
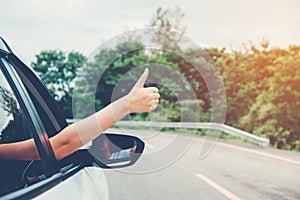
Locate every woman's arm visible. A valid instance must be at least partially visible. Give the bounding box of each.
[0,139,39,160]
[0,69,159,160]
[51,68,159,160]
[0,68,159,161]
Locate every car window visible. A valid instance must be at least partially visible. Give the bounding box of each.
[0,60,44,196]
[15,67,68,138]
[10,54,76,169]
[10,55,68,138]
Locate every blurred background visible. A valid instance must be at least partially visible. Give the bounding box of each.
[1,0,300,199]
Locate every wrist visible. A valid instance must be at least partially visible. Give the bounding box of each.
[117,95,131,116]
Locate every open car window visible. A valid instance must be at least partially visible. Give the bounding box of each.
[0,39,84,199]
[0,60,45,196]
[12,58,68,138]
[0,37,68,138]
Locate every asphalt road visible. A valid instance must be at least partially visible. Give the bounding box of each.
[103,128,300,200]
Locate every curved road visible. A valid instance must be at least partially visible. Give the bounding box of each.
[104,128,300,200]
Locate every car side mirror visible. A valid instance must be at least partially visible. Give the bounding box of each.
[89,133,145,168]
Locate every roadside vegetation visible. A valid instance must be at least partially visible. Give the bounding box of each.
[31,7,300,151]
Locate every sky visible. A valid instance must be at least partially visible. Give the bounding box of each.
[1,0,300,64]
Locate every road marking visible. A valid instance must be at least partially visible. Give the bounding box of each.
[217,142,300,166]
[195,173,242,200]
[145,142,155,149]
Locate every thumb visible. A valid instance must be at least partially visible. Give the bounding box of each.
[132,68,149,90]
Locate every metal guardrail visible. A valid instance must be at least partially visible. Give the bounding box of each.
[66,119,269,147]
[117,121,269,147]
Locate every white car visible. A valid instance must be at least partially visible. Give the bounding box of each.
[0,37,144,200]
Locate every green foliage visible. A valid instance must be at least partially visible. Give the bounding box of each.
[72,42,148,118]
[31,35,300,151]
[165,99,209,122]
[217,41,300,150]
[31,50,86,118]
[27,6,300,151]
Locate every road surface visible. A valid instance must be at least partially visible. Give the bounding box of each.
[103,128,300,200]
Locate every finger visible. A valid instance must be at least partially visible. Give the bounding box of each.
[153,99,159,104]
[144,87,158,94]
[153,93,160,99]
[151,103,158,111]
[132,68,149,90]
[149,87,158,93]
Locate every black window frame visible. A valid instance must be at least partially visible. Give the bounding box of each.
[5,46,68,137]
[0,50,59,176]
[0,37,88,199]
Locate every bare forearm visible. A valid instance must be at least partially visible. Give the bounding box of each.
[0,69,159,161]
[50,95,130,160]
[77,94,129,144]
[0,139,39,160]
[50,68,158,160]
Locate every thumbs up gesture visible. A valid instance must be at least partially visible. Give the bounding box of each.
[127,68,160,113]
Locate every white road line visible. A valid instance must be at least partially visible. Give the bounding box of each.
[195,173,242,200]
[217,142,300,166]
[145,142,155,149]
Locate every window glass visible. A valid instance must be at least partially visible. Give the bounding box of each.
[0,60,44,196]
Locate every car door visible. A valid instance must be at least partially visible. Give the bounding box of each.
[0,37,107,200]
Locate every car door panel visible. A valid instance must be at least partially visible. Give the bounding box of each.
[35,167,108,200]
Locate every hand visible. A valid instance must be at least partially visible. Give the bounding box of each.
[127,68,160,113]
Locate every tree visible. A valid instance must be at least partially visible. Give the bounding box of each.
[240,48,300,150]
[149,6,186,49]
[72,41,187,120]
[31,50,86,118]
[217,41,275,127]
[0,86,30,143]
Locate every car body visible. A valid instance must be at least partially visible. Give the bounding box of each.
[0,37,144,200]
